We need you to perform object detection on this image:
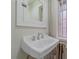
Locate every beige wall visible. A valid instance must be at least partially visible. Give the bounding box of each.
[11,0,48,59]
[48,0,58,37]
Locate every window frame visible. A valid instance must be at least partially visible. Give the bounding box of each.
[57,0,67,39]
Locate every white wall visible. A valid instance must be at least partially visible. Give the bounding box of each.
[11,0,48,59]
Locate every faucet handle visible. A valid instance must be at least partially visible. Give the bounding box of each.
[32,36,35,41]
[37,32,44,39]
[41,33,44,38]
[38,32,40,36]
[37,32,40,40]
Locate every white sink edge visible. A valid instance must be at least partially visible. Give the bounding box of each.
[21,39,41,58]
[21,35,59,58]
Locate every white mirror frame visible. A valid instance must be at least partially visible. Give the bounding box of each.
[16,0,48,28]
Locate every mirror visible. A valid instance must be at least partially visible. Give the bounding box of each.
[24,0,43,22]
[16,0,48,28]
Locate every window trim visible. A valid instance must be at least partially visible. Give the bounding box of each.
[57,0,67,39]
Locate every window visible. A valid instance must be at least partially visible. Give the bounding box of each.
[58,0,67,38]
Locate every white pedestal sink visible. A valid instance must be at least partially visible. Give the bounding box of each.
[21,34,59,59]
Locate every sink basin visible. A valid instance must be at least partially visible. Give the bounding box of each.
[21,34,59,59]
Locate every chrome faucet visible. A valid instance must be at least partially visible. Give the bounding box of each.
[32,36,35,41]
[37,32,44,40]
